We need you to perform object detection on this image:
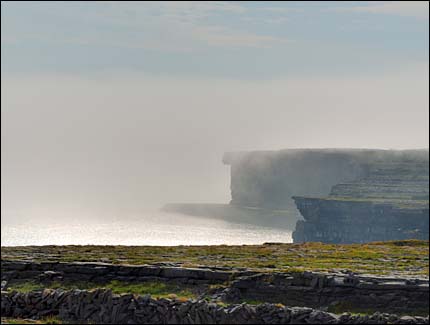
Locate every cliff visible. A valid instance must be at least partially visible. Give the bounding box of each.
[292,152,429,243]
[224,148,429,243]
[293,197,429,243]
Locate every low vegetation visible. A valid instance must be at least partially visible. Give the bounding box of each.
[2,240,428,277]
[6,279,197,300]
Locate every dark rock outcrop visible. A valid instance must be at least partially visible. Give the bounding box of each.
[293,197,429,243]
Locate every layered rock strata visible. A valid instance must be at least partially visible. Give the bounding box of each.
[293,197,429,243]
[292,156,429,243]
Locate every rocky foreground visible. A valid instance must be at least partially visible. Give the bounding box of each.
[1,241,429,324]
[2,289,429,324]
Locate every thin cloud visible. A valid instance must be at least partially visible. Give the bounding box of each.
[1,1,285,51]
[261,7,297,14]
[192,26,288,48]
[333,1,429,19]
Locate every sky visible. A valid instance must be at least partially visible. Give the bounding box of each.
[1,1,429,224]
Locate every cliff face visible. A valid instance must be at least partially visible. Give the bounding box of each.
[292,153,429,243]
[293,197,429,243]
[224,148,429,243]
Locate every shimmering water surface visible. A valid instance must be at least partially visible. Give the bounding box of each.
[1,212,293,246]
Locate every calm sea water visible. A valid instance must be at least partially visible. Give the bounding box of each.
[1,211,293,246]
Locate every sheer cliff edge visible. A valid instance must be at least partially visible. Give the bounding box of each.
[223,148,429,243]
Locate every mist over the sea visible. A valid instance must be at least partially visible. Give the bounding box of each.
[1,2,429,245]
[2,71,429,229]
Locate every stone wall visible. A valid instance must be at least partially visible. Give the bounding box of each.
[228,272,429,314]
[1,260,244,285]
[2,289,429,324]
[2,261,428,315]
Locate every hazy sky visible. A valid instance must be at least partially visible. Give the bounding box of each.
[1,1,429,224]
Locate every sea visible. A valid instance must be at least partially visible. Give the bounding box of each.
[1,211,293,246]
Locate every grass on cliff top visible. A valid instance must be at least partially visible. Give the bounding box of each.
[2,240,429,277]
